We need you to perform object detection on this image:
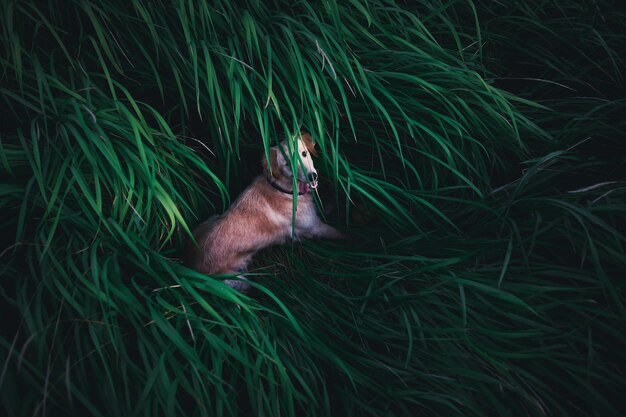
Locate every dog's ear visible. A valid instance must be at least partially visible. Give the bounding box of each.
[300,133,318,157]
[262,146,285,179]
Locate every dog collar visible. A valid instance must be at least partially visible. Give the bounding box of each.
[267,177,306,196]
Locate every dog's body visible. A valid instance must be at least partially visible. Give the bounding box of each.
[186,134,347,290]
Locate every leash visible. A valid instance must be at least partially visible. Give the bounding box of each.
[267,177,306,196]
[267,176,326,215]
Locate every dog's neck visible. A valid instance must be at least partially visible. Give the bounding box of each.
[267,176,307,196]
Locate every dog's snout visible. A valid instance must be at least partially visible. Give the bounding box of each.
[308,171,318,182]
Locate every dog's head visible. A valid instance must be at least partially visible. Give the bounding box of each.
[263,133,318,194]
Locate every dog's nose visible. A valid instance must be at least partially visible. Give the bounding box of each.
[308,171,318,182]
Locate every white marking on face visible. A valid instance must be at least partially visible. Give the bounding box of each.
[280,137,318,188]
[296,138,317,187]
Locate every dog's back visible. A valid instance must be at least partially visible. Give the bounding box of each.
[186,177,296,275]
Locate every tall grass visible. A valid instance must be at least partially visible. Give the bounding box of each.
[1,0,625,416]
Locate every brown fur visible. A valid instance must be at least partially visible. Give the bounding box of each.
[186,133,347,291]
[300,132,318,157]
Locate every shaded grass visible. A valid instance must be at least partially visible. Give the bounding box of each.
[1,0,625,416]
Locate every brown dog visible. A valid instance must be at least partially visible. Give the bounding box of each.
[186,133,347,291]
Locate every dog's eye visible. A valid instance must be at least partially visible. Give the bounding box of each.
[302,151,307,157]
